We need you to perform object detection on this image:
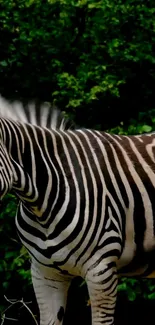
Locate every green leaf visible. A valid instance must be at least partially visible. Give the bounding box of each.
[118,282,127,291]
[127,288,137,301]
[148,292,155,300]
[141,125,152,133]
[0,60,8,67]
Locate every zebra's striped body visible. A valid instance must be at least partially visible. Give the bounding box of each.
[1,97,155,325]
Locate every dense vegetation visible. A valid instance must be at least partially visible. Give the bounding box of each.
[0,0,155,323]
[0,0,155,129]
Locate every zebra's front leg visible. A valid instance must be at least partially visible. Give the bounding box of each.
[31,263,73,325]
[86,262,118,325]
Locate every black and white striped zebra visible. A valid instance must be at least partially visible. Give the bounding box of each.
[1,96,155,325]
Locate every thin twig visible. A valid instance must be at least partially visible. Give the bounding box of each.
[20,299,38,325]
[3,317,18,322]
[1,296,38,325]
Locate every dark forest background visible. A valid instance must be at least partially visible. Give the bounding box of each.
[0,0,155,324]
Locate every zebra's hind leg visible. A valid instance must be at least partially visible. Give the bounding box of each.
[31,263,73,325]
[86,262,117,325]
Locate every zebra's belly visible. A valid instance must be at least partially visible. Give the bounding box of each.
[24,242,82,277]
[118,248,155,278]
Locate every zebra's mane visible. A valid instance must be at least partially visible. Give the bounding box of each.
[0,95,73,130]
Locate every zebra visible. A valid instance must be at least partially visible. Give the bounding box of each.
[1,95,155,325]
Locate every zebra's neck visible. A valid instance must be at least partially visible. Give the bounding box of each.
[0,117,59,218]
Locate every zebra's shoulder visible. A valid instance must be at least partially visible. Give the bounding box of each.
[0,95,74,131]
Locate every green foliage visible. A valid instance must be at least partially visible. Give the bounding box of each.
[118,277,155,302]
[0,194,31,314]
[0,0,155,128]
[108,109,155,135]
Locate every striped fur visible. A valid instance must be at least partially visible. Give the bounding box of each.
[1,99,155,324]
